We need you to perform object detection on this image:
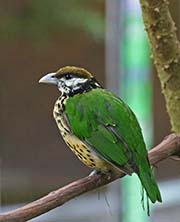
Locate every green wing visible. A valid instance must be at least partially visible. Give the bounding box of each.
[65,88,162,204]
[65,88,146,173]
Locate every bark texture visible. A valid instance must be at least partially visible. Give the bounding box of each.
[140,0,180,132]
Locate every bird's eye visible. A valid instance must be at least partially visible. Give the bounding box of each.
[65,74,72,80]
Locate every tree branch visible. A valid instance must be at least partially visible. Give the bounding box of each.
[139,0,180,133]
[0,133,180,222]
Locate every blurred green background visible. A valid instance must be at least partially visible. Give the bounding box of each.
[0,0,104,42]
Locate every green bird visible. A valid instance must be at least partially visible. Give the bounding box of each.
[39,66,162,209]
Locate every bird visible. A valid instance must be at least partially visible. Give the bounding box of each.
[39,66,162,211]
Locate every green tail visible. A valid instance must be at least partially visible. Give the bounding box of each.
[138,160,162,205]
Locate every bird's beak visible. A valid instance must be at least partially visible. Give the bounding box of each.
[39,73,57,85]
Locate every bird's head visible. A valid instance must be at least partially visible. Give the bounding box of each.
[39,66,101,96]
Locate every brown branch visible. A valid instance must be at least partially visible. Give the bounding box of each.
[0,133,180,222]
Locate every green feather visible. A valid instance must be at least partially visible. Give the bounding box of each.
[65,88,162,205]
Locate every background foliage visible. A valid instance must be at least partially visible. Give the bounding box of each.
[0,0,104,42]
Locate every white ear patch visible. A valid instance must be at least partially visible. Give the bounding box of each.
[65,77,88,87]
[57,77,89,94]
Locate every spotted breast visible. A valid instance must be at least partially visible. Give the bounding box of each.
[53,96,113,172]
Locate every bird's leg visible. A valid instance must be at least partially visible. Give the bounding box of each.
[89,169,112,181]
[89,169,101,176]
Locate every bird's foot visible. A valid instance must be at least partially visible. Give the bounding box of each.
[89,169,101,176]
[89,170,112,181]
[104,170,112,180]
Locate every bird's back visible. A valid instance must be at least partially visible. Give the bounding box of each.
[65,88,162,204]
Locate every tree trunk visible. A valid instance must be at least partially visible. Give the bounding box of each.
[139,0,180,132]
